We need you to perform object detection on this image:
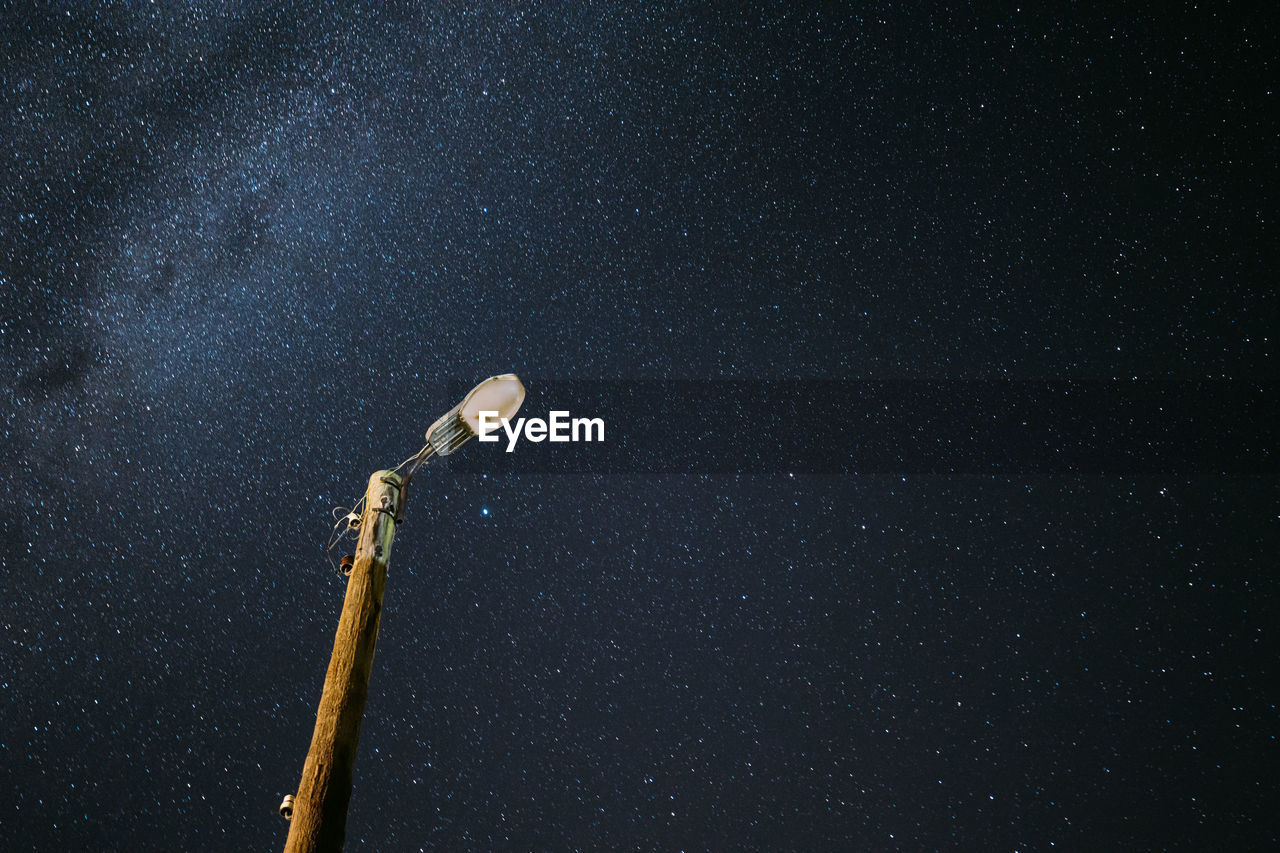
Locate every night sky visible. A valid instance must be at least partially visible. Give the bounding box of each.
[2,2,1276,850]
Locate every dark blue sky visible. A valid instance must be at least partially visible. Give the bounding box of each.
[2,2,1275,849]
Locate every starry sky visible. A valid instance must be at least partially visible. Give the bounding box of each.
[2,2,1276,850]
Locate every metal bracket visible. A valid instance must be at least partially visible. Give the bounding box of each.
[380,474,410,524]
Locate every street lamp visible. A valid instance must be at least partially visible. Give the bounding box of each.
[283,375,526,853]
[425,373,526,457]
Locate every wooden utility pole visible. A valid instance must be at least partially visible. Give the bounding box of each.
[284,470,402,853]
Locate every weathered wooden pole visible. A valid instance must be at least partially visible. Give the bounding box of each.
[284,470,402,853]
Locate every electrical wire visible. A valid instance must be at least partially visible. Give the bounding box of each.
[322,443,435,577]
[390,443,430,476]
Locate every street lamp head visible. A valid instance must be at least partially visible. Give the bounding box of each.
[426,373,526,455]
[458,373,526,433]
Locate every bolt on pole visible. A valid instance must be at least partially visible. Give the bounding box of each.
[283,470,402,853]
